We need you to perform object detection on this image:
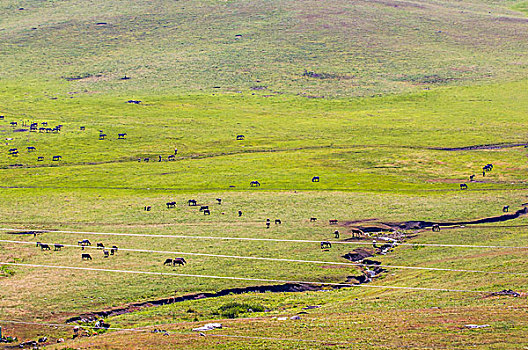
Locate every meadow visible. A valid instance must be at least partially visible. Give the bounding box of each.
[1,0,528,348]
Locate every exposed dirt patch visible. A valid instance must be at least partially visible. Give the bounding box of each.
[342,248,375,262]
[66,283,342,323]
[429,143,528,151]
[340,207,528,232]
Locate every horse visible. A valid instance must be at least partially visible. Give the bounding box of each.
[144,206,151,211]
[80,126,85,131]
[188,199,197,206]
[469,174,475,181]
[166,201,176,208]
[172,257,186,266]
[350,228,364,237]
[236,135,245,140]
[78,239,91,246]
[203,209,211,215]
[54,244,64,251]
[310,217,317,222]
[329,219,338,225]
[27,146,36,152]
[97,243,104,249]
[37,156,44,161]
[52,155,62,161]
[320,241,332,249]
[312,176,320,182]
[37,242,51,250]
[334,230,340,239]
[164,258,174,266]
[216,198,222,205]
[503,205,509,213]
[110,246,118,255]
[250,181,260,187]
[103,250,109,258]
[199,205,209,211]
[82,253,92,260]
[275,219,281,225]
[118,133,127,139]
[99,133,106,140]
[460,183,468,190]
[238,210,242,217]
[168,155,175,161]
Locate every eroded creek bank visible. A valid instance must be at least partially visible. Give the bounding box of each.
[67,207,528,323]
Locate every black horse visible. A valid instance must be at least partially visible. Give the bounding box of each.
[312,176,320,182]
[37,242,51,250]
[82,253,92,260]
[320,241,332,249]
[250,181,260,187]
[54,244,64,251]
[188,199,197,206]
[166,201,176,208]
[460,183,468,190]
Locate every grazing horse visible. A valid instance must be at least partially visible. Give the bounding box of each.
[460,183,468,190]
[334,230,340,239]
[203,209,211,215]
[164,258,174,266]
[320,241,332,249]
[432,224,440,232]
[310,217,317,222]
[350,228,364,237]
[188,199,197,206]
[312,176,320,182]
[172,257,186,266]
[103,250,109,258]
[118,133,127,139]
[37,242,51,250]
[99,133,106,140]
[144,157,150,162]
[82,253,92,260]
[216,198,222,205]
[52,155,62,161]
[37,156,44,161]
[275,219,281,225]
[144,206,151,211]
[236,135,245,140]
[80,126,85,131]
[54,244,64,251]
[199,205,209,211]
[78,239,91,246]
[238,210,242,217]
[250,181,261,187]
[168,155,175,161]
[110,246,118,255]
[42,122,48,126]
[10,121,17,126]
[329,219,338,225]
[166,201,176,208]
[97,243,104,249]
[503,205,509,213]
[469,174,475,181]
[27,146,36,152]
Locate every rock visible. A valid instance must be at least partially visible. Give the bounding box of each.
[464,324,490,329]
[192,323,222,332]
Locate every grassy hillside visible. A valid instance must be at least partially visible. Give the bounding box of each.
[1,0,528,349]
[1,0,528,97]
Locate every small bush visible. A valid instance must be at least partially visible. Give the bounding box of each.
[217,302,265,319]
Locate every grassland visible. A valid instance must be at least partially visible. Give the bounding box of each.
[1,0,528,348]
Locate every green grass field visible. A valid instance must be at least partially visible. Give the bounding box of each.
[1,0,528,349]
